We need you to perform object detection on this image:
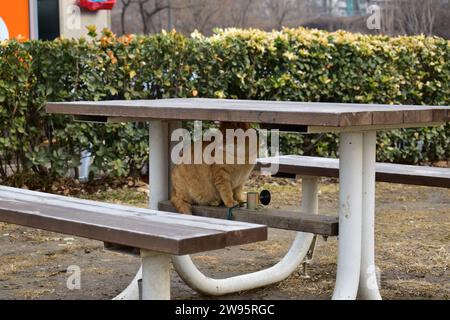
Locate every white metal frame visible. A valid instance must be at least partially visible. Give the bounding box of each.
[332,131,381,300]
[332,132,364,299]
[114,123,382,300]
[141,250,171,300]
[359,131,382,299]
[172,177,318,296]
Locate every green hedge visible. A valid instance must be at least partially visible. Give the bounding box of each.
[0,28,449,185]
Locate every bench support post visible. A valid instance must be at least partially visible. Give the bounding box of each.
[141,250,171,300]
[300,176,319,214]
[299,176,319,278]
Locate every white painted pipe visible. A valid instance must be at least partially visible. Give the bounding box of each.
[79,148,91,182]
[148,121,169,210]
[332,132,363,300]
[358,131,382,300]
[141,251,171,300]
[171,177,319,296]
[172,233,314,295]
[113,267,142,300]
[301,176,319,214]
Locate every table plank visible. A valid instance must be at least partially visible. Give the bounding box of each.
[46,98,450,128]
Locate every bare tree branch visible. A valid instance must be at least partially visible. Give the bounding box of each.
[137,0,169,34]
[120,0,132,35]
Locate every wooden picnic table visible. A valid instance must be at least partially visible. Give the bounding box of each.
[46,98,450,300]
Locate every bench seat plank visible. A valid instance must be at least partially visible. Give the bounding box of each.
[257,155,450,188]
[0,187,267,255]
[159,201,339,236]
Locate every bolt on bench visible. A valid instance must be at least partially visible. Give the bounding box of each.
[0,186,267,300]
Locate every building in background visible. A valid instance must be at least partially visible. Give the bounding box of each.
[321,0,368,17]
[0,0,114,181]
[0,1,34,39]
[0,0,113,41]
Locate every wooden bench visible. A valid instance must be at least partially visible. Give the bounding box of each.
[257,155,450,188]
[156,155,449,260]
[0,186,267,299]
[159,201,338,236]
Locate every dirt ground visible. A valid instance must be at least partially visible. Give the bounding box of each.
[0,175,449,300]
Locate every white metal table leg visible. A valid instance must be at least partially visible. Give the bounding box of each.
[113,121,169,300]
[149,121,169,210]
[332,132,363,300]
[171,177,319,295]
[141,250,171,300]
[358,131,382,300]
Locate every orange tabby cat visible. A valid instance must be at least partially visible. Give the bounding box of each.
[171,122,256,214]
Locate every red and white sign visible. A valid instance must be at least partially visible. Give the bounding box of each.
[78,0,116,11]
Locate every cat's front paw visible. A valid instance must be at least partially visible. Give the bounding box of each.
[224,199,239,208]
[208,199,222,207]
[234,195,246,204]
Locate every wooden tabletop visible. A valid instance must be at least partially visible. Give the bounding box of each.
[46,98,450,128]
